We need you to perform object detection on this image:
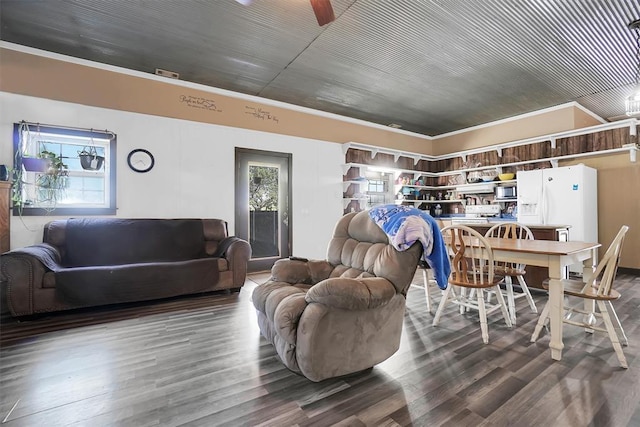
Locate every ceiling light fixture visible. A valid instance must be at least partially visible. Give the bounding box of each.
[234,0,335,26]
[625,19,640,116]
[309,0,335,26]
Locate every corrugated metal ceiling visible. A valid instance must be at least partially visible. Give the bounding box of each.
[1,0,639,135]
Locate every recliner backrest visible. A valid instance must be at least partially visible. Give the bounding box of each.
[326,211,422,293]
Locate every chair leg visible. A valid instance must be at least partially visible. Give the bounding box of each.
[583,298,596,334]
[504,276,516,325]
[432,286,451,326]
[476,289,489,344]
[531,301,551,342]
[493,285,513,328]
[597,300,628,369]
[606,301,628,346]
[422,268,432,313]
[516,275,538,314]
[459,287,468,314]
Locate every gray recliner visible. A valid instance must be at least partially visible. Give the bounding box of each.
[251,210,422,382]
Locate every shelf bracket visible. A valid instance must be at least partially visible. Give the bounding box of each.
[550,138,556,149]
[496,148,502,157]
[412,155,420,166]
[550,159,559,168]
[496,166,503,174]
[393,152,401,162]
[630,123,637,137]
[460,153,467,163]
[623,143,638,162]
[342,143,351,156]
[371,148,379,159]
[341,164,353,175]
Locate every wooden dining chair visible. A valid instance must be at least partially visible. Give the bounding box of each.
[414,261,436,313]
[531,225,630,368]
[433,225,512,344]
[483,223,537,325]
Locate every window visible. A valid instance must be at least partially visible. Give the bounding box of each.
[367,179,386,193]
[366,176,390,207]
[12,122,117,215]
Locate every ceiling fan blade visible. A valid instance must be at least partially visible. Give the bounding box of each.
[310,0,335,26]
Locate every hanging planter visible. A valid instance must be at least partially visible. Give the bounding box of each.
[78,146,105,171]
[22,156,49,172]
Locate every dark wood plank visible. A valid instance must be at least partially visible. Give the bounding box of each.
[0,273,638,426]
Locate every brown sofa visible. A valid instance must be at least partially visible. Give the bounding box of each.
[0,218,251,316]
[252,210,422,382]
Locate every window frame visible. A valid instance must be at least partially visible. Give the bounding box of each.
[12,123,117,216]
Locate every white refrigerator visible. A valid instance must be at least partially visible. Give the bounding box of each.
[517,164,598,272]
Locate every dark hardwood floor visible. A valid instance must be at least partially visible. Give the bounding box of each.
[1,272,639,426]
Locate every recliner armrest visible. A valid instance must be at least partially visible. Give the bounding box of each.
[305,277,397,310]
[270,259,334,284]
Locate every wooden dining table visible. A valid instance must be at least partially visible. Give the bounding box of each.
[483,237,601,361]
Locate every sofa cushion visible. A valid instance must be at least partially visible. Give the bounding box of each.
[57,218,208,267]
[55,258,219,305]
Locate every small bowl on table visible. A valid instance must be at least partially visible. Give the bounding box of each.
[498,173,515,181]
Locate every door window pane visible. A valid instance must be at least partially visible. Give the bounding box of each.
[249,164,280,258]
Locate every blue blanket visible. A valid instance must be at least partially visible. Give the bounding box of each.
[369,204,451,289]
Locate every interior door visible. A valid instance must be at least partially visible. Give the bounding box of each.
[235,148,291,272]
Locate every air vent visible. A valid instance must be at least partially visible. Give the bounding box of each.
[155,68,180,79]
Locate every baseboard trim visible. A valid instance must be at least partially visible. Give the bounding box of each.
[618,267,640,276]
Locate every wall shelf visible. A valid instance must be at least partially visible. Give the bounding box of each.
[343,197,368,208]
[344,118,639,167]
[343,119,639,213]
[396,199,461,204]
[342,179,368,190]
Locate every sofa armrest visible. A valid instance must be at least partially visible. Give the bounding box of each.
[0,246,61,316]
[212,236,251,287]
[270,259,334,285]
[3,243,63,271]
[305,277,397,310]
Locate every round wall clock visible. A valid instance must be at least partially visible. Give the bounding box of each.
[127,149,155,173]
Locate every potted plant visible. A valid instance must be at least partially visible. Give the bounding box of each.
[35,150,69,206]
[78,146,104,171]
[21,156,49,172]
[11,150,70,214]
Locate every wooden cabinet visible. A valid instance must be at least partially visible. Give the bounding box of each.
[0,181,10,253]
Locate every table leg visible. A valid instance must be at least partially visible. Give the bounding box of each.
[547,258,564,360]
[582,250,597,333]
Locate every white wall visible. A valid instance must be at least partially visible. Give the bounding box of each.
[0,92,344,259]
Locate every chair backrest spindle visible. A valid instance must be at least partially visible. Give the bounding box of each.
[590,225,629,297]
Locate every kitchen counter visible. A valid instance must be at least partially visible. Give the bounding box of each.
[434,216,570,229]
